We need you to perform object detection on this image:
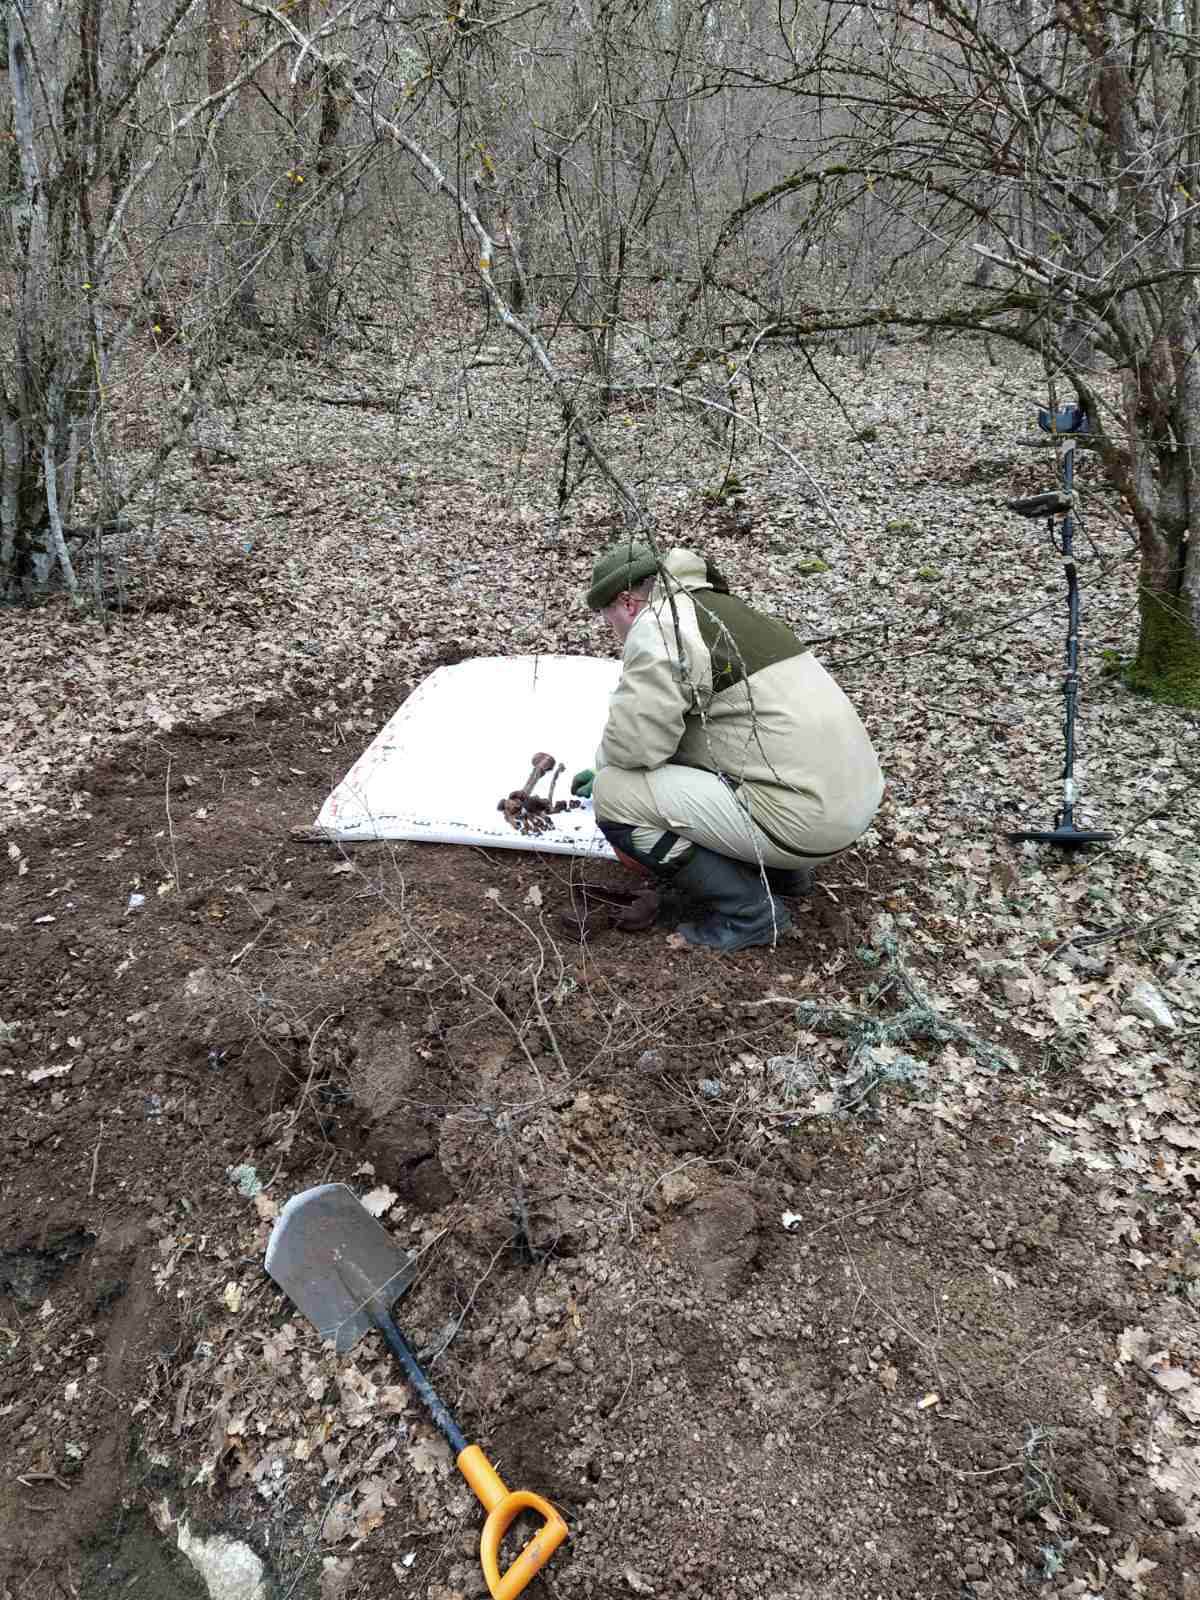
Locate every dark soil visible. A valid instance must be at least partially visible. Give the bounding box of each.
[0,689,1194,1599]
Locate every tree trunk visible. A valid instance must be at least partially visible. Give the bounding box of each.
[208,0,265,331]
[294,45,346,343]
[2,3,89,600]
[1127,364,1200,705]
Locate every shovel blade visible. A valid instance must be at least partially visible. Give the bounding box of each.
[265,1184,418,1353]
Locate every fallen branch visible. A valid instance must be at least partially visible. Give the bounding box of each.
[301,392,407,410]
[921,701,1021,728]
[1108,752,1200,842]
[1048,905,1185,961]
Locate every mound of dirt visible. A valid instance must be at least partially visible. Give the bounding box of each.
[3,689,1195,1600]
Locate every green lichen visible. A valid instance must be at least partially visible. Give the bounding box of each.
[917,565,942,581]
[1126,592,1200,707]
[794,557,830,575]
[701,472,745,507]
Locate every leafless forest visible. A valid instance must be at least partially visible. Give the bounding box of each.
[4,0,1200,694]
[2,5,1200,1600]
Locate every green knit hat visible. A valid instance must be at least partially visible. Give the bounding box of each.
[585,539,659,611]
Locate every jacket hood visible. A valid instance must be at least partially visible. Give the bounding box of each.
[657,546,710,592]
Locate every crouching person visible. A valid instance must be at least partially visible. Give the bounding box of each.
[574,541,884,952]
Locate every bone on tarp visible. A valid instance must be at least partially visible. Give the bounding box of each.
[518,751,556,802]
[498,752,582,835]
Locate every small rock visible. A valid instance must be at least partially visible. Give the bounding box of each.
[661,1183,758,1296]
[1060,947,1108,977]
[1141,1533,1175,1562]
[659,1171,699,1210]
[919,1186,956,1219]
[1068,1463,1122,1529]
[1154,1490,1187,1528]
[507,1294,533,1327]
[1126,982,1175,1030]
[227,1163,262,1198]
[183,966,215,1002]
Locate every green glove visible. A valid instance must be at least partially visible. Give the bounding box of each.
[571,768,596,799]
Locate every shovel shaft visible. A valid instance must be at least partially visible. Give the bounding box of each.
[376,1311,468,1456]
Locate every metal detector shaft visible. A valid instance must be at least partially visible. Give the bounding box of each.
[1058,442,1082,831]
[1006,416,1112,848]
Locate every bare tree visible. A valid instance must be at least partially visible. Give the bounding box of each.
[688,0,1200,705]
[0,0,306,601]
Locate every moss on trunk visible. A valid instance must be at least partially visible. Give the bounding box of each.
[1127,590,1200,706]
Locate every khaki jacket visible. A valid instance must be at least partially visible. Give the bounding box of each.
[596,547,883,855]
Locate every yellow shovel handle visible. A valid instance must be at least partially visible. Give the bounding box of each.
[457,1445,568,1600]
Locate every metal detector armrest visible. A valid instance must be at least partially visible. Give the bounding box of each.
[1006,490,1071,519]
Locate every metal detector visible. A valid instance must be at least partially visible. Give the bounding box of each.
[1006,404,1114,848]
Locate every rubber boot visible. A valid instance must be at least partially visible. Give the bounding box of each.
[612,883,695,931]
[764,864,815,897]
[671,847,793,951]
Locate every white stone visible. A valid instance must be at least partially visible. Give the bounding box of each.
[1126,982,1176,1030]
[177,1522,269,1600]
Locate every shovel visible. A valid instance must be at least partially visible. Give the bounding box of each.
[266,1184,568,1600]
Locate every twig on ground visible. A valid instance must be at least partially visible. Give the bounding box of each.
[1002,1318,1100,1387]
[921,701,1020,727]
[836,1227,966,1401]
[607,1308,642,1423]
[301,392,406,410]
[282,1483,346,1600]
[931,1453,1024,1480]
[88,1124,102,1197]
[164,754,181,892]
[496,1110,539,1264]
[229,915,275,967]
[422,1238,509,1368]
[1107,754,1200,843]
[1048,907,1182,962]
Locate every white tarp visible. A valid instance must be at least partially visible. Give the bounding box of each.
[313,655,621,856]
